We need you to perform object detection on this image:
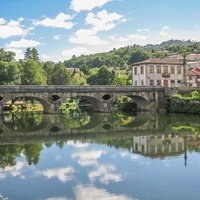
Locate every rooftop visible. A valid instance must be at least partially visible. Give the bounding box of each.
[186,67,200,76]
[133,58,183,66]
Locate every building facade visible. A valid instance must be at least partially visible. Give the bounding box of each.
[186,67,200,87]
[132,58,184,87]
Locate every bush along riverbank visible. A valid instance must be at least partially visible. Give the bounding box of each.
[168,90,200,114]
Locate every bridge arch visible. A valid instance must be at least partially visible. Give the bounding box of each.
[112,94,150,112]
[2,95,54,114]
[63,95,106,112]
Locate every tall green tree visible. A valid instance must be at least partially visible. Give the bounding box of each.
[43,61,54,84]
[21,60,46,85]
[24,48,40,62]
[51,62,71,85]
[32,48,40,62]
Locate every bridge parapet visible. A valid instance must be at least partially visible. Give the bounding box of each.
[0,85,165,114]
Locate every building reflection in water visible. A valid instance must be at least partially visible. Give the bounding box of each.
[132,134,200,166]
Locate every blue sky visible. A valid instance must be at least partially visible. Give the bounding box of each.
[0,0,200,61]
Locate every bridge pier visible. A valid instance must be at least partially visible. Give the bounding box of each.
[0,105,2,115]
[43,103,61,114]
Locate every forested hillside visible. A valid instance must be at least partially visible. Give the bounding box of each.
[0,40,200,86]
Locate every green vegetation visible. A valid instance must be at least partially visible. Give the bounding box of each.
[169,91,200,114]
[173,90,200,101]
[172,125,199,135]
[0,39,200,86]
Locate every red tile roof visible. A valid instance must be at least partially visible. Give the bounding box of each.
[191,67,200,75]
[133,58,183,66]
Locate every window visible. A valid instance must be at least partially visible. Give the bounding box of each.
[163,66,168,73]
[135,80,137,86]
[189,76,192,80]
[157,66,161,74]
[157,145,162,153]
[178,143,183,151]
[134,67,137,75]
[141,66,144,74]
[170,66,175,74]
[171,80,175,87]
[157,80,161,85]
[150,145,155,154]
[150,80,154,86]
[149,65,154,73]
[141,80,144,86]
[177,66,182,74]
[177,80,182,87]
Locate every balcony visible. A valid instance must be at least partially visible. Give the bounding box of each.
[162,73,170,78]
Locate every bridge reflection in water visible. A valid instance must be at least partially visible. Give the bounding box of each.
[0,112,200,168]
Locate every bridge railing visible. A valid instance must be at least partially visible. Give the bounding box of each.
[0,85,164,93]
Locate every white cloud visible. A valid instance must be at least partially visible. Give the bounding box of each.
[86,9,125,32]
[69,28,107,45]
[41,167,74,182]
[117,34,149,43]
[62,47,91,60]
[6,38,41,48]
[74,185,134,200]
[53,35,62,40]
[88,164,123,184]
[160,26,171,38]
[41,54,49,59]
[67,140,89,148]
[46,197,69,200]
[162,26,169,31]
[137,28,149,32]
[0,18,6,25]
[69,10,125,46]
[0,17,29,39]
[0,161,26,180]
[5,48,24,60]
[71,150,106,166]
[35,13,74,29]
[70,0,111,12]
[120,151,141,160]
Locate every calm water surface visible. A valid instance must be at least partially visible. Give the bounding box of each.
[0,112,200,200]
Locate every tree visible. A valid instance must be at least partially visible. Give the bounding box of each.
[32,48,40,62]
[43,61,54,84]
[21,60,46,85]
[0,61,21,84]
[24,48,32,61]
[112,74,131,85]
[23,143,43,165]
[0,48,15,62]
[51,63,71,85]
[129,50,150,64]
[88,66,115,85]
[24,48,40,62]
[71,71,87,85]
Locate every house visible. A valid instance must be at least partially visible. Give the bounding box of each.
[186,67,200,87]
[132,135,185,158]
[132,58,184,87]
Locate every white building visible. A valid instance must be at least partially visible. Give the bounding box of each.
[132,58,184,87]
[133,135,185,157]
[186,67,200,87]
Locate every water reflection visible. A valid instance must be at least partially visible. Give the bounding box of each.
[0,113,200,200]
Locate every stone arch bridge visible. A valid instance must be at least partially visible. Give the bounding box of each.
[0,85,165,114]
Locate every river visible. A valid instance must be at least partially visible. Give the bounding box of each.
[0,111,200,200]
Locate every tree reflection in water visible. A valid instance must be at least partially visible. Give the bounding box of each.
[0,112,200,169]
